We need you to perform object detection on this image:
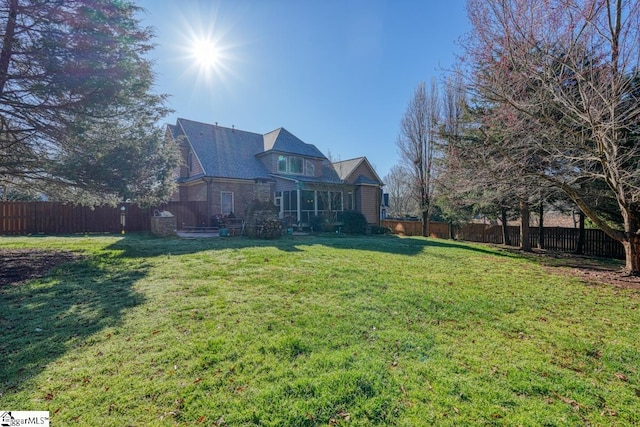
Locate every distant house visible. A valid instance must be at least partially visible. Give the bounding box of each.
[166,118,384,227]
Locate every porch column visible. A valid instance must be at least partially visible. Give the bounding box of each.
[314,190,318,216]
[203,177,213,223]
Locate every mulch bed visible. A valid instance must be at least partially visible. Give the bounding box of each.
[0,249,79,287]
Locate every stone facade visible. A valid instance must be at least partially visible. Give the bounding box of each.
[245,200,281,238]
[151,215,177,237]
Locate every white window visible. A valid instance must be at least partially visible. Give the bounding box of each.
[289,156,303,174]
[276,155,313,175]
[278,155,287,172]
[305,160,315,176]
[221,191,234,215]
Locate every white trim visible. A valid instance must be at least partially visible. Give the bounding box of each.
[221,191,234,215]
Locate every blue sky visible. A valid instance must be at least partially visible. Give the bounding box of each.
[136,0,470,180]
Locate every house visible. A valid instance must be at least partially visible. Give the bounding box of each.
[166,118,384,228]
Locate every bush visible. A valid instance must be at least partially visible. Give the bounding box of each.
[309,215,324,232]
[338,211,367,234]
[370,225,391,235]
[310,214,338,232]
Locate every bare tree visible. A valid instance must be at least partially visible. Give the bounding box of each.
[465,0,640,273]
[396,80,440,236]
[383,164,417,217]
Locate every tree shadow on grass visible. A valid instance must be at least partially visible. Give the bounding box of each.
[0,253,146,394]
[106,232,515,259]
[0,234,517,398]
[314,234,516,258]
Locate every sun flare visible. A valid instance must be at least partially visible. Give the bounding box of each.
[175,6,238,87]
[191,37,220,70]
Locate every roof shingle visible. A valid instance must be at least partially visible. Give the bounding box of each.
[263,128,326,158]
[176,119,269,179]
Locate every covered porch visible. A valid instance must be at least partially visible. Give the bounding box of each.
[274,183,354,229]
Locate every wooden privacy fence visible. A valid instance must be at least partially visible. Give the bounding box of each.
[381,219,450,238]
[0,202,627,259]
[382,220,624,259]
[456,223,625,259]
[0,201,209,235]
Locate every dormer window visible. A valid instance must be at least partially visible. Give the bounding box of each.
[278,155,287,172]
[277,155,315,176]
[289,156,303,174]
[305,160,315,176]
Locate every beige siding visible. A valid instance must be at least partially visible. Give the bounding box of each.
[274,179,298,192]
[259,152,278,174]
[358,185,380,225]
[347,162,378,184]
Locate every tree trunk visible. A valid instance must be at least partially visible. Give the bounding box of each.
[520,200,531,251]
[575,211,585,255]
[622,234,640,275]
[0,0,18,96]
[422,210,429,237]
[501,208,511,246]
[537,202,544,249]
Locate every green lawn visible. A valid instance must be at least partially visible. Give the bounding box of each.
[1,233,639,426]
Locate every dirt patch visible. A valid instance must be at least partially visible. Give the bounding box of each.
[0,249,79,287]
[501,247,640,290]
[550,263,640,290]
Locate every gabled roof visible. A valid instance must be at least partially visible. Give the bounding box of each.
[333,157,383,186]
[167,123,179,138]
[262,128,326,158]
[175,118,270,180]
[333,158,363,180]
[169,119,381,187]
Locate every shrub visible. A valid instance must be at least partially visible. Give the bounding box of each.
[338,211,367,234]
[370,225,391,235]
[311,214,340,232]
[309,215,324,232]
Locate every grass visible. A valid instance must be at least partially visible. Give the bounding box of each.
[1,233,639,426]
